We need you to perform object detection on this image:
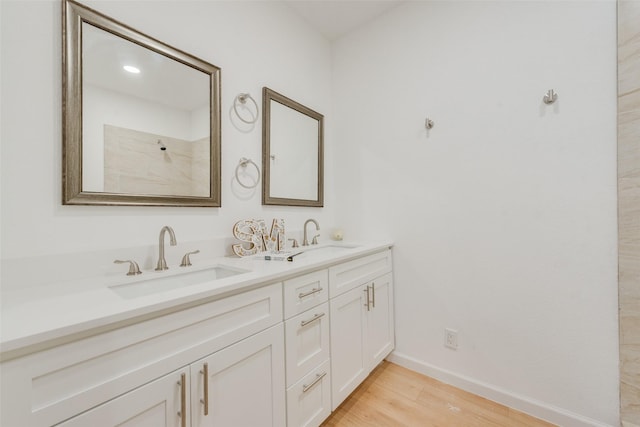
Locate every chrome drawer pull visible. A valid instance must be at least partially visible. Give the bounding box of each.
[371,282,376,308]
[200,362,209,416]
[298,287,323,299]
[300,312,325,327]
[364,287,371,311]
[302,371,327,393]
[178,373,186,427]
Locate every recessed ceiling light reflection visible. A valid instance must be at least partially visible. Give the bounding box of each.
[123,65,140,74]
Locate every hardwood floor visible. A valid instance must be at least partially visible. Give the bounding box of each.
[321,361,556,427]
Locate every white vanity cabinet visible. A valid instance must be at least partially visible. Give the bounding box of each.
[59,325,286,427]
[328,251,394,410]
[283,270,332,427]
[0,244,394,427]
[0,283,284,427]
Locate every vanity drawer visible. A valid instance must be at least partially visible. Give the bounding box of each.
[2,283,282,427]
[286,360,331,427]
[328,249,392,297]
[283,269,329,319]
[285,302,330,387]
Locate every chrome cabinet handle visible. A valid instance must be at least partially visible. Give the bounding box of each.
[200,362,209,416]
[364,287,371,311]
[302,371,327,393]
[178,373,186,427]
[298,287,323,299]
[300,312,325,327]
[371,282,376,308]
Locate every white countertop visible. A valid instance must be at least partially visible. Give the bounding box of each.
[0,241,392,360]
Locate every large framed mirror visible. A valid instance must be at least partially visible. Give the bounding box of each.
[262,87,324,207]
[62,0,221,206]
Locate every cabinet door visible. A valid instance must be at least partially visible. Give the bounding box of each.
[58,367,190,427]
[366,273,395,371]
[329,285,367,410]
[191,324,286,427]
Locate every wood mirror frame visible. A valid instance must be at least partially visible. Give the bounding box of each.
[262,87,324,207]
[62,0,221,207]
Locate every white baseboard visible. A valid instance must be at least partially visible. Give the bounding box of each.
[386,351,615,427]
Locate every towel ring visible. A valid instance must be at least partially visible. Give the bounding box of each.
[235,157,260,189]
[233,93,259,124]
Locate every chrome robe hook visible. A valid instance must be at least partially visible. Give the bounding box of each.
[425,118,434,129]
[543,89,558,105]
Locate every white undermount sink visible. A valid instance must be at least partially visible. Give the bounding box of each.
[292,244,359,260]
[108,265,250,299]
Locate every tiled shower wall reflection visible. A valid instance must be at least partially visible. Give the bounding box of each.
[619,1,640,425]
[104,125,209,197]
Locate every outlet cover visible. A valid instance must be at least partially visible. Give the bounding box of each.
[444,328,458,350]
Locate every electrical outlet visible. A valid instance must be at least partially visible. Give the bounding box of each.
[444,328,458,350]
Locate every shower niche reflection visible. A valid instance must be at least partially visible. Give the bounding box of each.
[100,126,210,197]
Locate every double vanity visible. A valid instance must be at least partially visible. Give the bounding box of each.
[0,241,394,427]
[0,2,400,426]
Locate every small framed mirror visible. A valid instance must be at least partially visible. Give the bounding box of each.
[262,87,324,207]
[62,0,221,206]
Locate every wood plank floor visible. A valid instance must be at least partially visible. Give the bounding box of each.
[321,361,557,427]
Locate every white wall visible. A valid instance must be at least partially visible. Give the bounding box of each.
[0,0,334,259]
[0,0,621,425]
[332,1,619,426]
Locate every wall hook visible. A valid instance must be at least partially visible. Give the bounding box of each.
[543,89,558,105]
[425,118,434,129]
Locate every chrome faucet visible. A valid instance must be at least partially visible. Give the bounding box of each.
[302,219,320,246]
[156,226,177,271]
